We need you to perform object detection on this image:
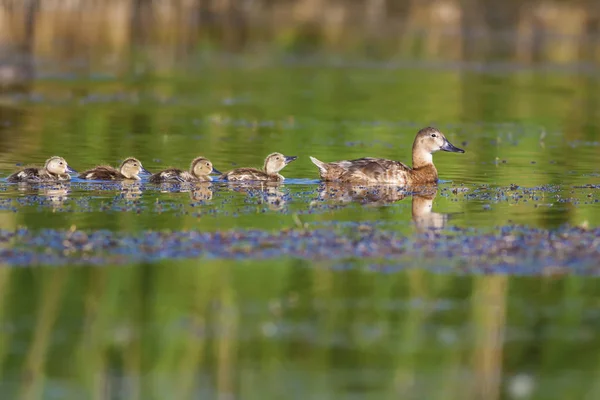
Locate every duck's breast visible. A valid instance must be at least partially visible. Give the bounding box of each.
[408,165,438,184]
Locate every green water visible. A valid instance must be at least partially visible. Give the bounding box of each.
[1,52,600,399]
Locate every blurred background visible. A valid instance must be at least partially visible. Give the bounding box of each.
[2,0,600,83]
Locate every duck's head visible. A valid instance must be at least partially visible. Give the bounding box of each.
[45,156,77,175]
[120,157,150,179]
[191,157,221,177]
[264,152,297,174]
[413,127,464,167]
[415,127,465,154]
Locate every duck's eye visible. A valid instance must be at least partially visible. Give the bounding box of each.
[431,134,437,138]
[59,162,64,165]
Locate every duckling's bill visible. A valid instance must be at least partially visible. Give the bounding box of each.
[285,156,298,164]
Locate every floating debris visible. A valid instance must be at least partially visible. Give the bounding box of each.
[0,225,599,273]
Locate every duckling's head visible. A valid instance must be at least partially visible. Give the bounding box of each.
[45,156,77,176]
[264,152,298,175]
[191,157,221,177]
[413,127,464,167]
[120,157,150,179]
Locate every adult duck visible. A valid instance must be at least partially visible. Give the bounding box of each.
[310,127,464,184]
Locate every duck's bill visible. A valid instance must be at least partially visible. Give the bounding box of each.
[441,140,465,153]
[285,156,298,164]
[140,167,152,175]
[66,165,78,174]
[211,168,222,175]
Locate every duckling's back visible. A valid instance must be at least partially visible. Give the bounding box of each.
[79,166,121,180]
[149,168,200,183]
[7,167,45,183]
[221,168,279,182]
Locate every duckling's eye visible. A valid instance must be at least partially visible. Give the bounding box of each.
[59,162,64,165]
[431,134,437,138]
[206,163,210,166]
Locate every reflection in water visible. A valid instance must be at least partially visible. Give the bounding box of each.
[411,187,449,232]
[315,182,410,206]
[225,182,287,210]
[16,182,70,208]
[190,182,213,202]
[156,182,214,202]
[118,181,142,200]
[1,263,596,399]
[314,183,448,231]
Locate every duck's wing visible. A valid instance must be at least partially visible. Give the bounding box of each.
[7,167,42,183]
[149,168,188,183]
[312,157,411,183]
[220,168,270,181]
[78,166,121,180]
[341,158,411,183]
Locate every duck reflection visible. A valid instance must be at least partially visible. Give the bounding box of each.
[190,182,213,202]
[314,183,447,231]
[118,180,143,200]
[16,182,70,207]
[224,181,287,210]
[410,187,448,232]
[155,182,214,202]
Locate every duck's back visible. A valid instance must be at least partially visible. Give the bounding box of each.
[220,168,280,182]
[79,166,122,180]
[7,167,53,183]
[313,157,412,184]
[149,168,199,183]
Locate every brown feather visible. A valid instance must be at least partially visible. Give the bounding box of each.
[78,166,123,180]
[314,157,412,184]
[149,168,203,183]
[220,168,283,182]
[7,167,70,183]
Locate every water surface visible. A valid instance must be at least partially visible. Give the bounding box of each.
[1,43,600,399]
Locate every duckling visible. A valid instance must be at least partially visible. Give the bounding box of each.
[79,157,150,181]
[7,156,77,183]
[220,152,297,182]
[309,127,464,185]
[148,157,221,184]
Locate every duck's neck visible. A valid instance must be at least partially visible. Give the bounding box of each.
[122,172,140,180]
[412,150,433,169]
[45,169,58,177]
[264,166,281,176]
[412,150,437,178]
